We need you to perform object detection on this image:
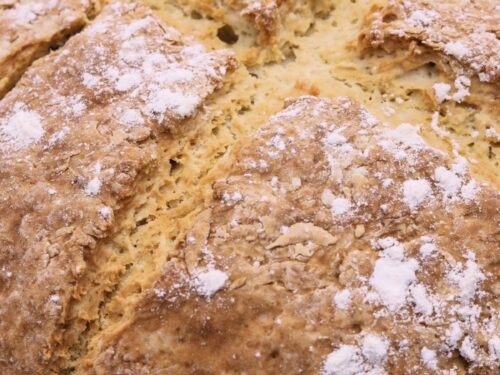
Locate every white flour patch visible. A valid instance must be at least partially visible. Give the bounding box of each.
[1,107,44,150]
[402,179,432,210]
[334,289,351,310]
[362,334,388,364]
[322,345,363,375]
[147,89,200,118]
[85,177,102,196]
[193,269,228,298]
[369,239,419,312]
[421,347,438,370]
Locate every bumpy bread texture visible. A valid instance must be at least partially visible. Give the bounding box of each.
[0,1,236,373]
[0,0,101,99]
[359,0,500,84]
[162,0,333,63]
[145,0,499,185]
[81,97,499,374]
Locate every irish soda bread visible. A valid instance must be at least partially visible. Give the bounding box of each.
[0,0,498,374]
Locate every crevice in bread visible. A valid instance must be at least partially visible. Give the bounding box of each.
[145,0,335,65]
[64,77,253,368]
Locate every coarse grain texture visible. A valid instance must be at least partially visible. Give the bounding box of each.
[0,0,101,99]
[0,1,236,373]
[70,1,498,372]
[1,0,499,374]
[80,96,500,374]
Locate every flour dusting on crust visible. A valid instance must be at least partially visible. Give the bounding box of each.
[83,97,499,374]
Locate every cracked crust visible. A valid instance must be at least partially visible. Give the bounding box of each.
[0,1,236,373]
[359,0,500,85]
[81,97,499,374]
[184,0,286,41]
[0,0,102,99]
[153,0,333,63]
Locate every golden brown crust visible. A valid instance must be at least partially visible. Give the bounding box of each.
[359,0,500,84]
[81,97,499,374]
[0,0,102,99]
[0,1,236,373]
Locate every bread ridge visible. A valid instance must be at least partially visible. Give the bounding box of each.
[0,0,102,99]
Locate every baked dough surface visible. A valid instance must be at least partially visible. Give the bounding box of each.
[357,0,499,165]
[0,1,235,373]
[0,0,101,99]
[0,0,498,374]
[81,96,499,374]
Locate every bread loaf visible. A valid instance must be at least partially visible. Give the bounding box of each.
[0,0,498,374]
